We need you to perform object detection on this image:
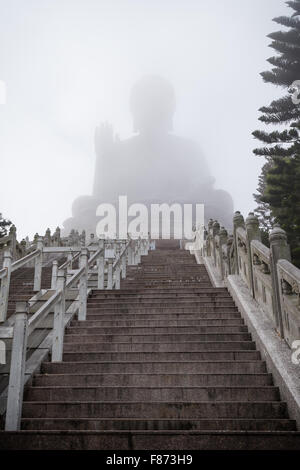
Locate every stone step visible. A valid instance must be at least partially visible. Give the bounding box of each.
[65,328,251,343]
[73,318,245,327]
[65,325,248,335]
[24,385,279,402]
[90,294,233,300]
[90,288,229,294]
[84,312,243,320]
[41,361,267,374]
[62,350,261,362]
[63,333,252,343]
[22,401,288,419]
[21,417,296,431]
[86,306,239,314]
[33,373,274,387]
[87,300,236,307]
[1,430,300,450]
[63,341,256,352]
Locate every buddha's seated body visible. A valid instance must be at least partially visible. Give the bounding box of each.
[63,76,233,237]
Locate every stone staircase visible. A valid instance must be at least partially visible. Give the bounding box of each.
[6,267,52,320]
[1,242,300,449]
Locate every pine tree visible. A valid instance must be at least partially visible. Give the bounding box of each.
[0,213,12,238]
[253,0,300,266]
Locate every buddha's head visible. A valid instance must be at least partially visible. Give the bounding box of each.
[130,75,176,136]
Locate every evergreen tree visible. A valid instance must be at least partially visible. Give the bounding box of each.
[0,213,12,238]
[253,0,300,266]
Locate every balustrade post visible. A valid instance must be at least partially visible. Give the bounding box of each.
[218,227,228,279]
[51,260,58,289]
[5,303,28,431]
[66,252,73,282]
[33,237,43,291]
[245,212,261,297]
[78,248,88,321]
[20,239,27,257]
[233,211,245,275]
[212,221,220,267]
[226,235,234,275]
[135,239,141,264]
[107,259,113,289]
[45,228,51,247]
[206,220,213,257]
[9,225,17,260]
[0,250,12,322]
[52,269,66,361]
[127,244,133,265]
[115,264,121,289]
[97,239,105,289]
[269,225,291,337]
[121,242,127,279]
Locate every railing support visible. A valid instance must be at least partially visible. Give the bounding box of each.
[107,259,113,289]
[97,240,105,289]
[52,269,66,361]
[33,238,43,291]
[233,212,245,275]
[0,250,12,322]
[51,260,58,289]
[245,212,261,297]
[78,248,88,321]
[269,225,291,337]
[5,303,28,431]
[121,245,127,279]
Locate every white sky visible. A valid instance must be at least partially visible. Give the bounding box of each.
[0,0,290,239]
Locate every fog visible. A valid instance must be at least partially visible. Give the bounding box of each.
[0,0,289,239]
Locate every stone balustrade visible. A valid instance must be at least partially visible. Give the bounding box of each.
[201,211,300,349]
[0,233,149,430]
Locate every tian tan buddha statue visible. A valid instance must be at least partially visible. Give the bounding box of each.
[63,75,233,236]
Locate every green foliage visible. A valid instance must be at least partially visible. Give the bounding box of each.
[253,0,300,266]
[0,213,12,238]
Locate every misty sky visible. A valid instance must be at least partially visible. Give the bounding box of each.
[0,0,290,239]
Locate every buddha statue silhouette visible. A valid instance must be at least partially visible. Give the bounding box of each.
[63,75,233,236]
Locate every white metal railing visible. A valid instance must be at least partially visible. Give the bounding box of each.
[0,235,150,431]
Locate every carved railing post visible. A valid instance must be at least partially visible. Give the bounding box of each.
[233,211,245,275]
[52,269,66,361]
[20,239,27,257]
[212,221,220,267]
[78,248,88,321]
[66,252,73,282]
[5,302,28,431]
[106,240,115,290]
[206,219,213,256]
[53,227,61,247]
[97,239,105,289]
[245,212,261,297]
[45,228,51,247]
[0,250,12,322]
[218,227,228,279]
[226,235,234,275]
[51,260,58,289]
[269,225,291,337]
[115,263,121,289]
[127,242,133,266]
[9,225,17,260]
[121,241,127,279]
[33,237,43,292]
